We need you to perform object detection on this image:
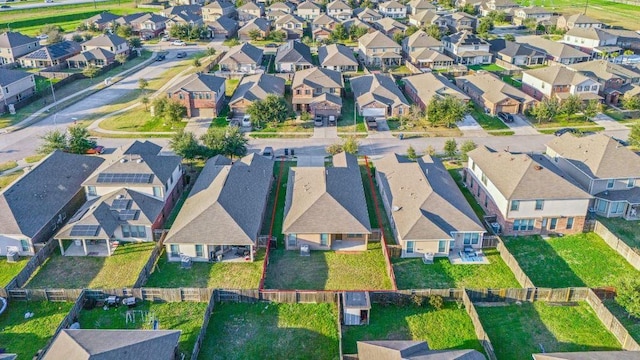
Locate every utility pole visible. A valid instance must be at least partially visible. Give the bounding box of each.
[49,77,57,111]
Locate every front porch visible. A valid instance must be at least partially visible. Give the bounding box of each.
[58,238,118,257]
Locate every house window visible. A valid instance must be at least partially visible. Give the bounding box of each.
[406,241,414,254]
[566,217,574,230]
[535,200,544,210]
[122,225,146,238]
[628,178,635,188]
[320,233,328,246]
[549,218,558,230]
[296,89,301,95]
[481,173,487,185]
[20,239,29,252]
[596,199,608,213]
[438,240,447,253]
[472,162,476,171]
[611,202,626,214]
[170,244,180,257]
[513,219,534,231]
[288,234,297,247]
[476,186,480,197]
[195,244,204,257]
[607,179,614,189]
[511,200,520,211]
[153,187,162,197]
[576,86,582,92]
[87,186,97,196]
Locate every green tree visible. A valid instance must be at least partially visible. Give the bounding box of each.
[616,277,640,318]
[67,126,95,154]
[458,3,476,14]
[326,143,343,155]
[129,37,142,48]
[343,136,359,154]
[425,24,442,41]
[393,31,406,44]
[582,99,602,119]
[38,129,67,155]
[523,18,537,32]
[349,25,369,40]
[478,17,494,37]
[629,123,640,148]
[622,96,640,110]
[47,29,64,44]
[115,53,128,68]
[201,127,248,160]
[71,34,84,43]
[225,37,240,46]
[425,145,436,156]
[268,30,287,42]
[246,94,290,128]
[116,24,132,38]
[193,58,201,67]
[82,64,100,80]
[406,145,417,160]
[444,138,458,159]
[170,130,203,166]
[330,23,348,42]
[83,33,93,41]
[624,50,634,56]
[405,25,420,36]
[141,96,150,111]
[487,10,506,23]
[427,96,467,127]
[460,140,477,161]
[503,33,515,42]
[164,100,187,123]
[531,98,559,123]
[248,29,263,41]
[152,97,168,116]
[138,78,149,93]
[205,47,216,56]
[300,111,312,121]
[560,94,582,116]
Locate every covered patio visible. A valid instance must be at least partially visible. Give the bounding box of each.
[331,240,368,252]
[57,238,118,257]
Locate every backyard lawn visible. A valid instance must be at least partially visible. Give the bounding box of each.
[392,249,520,289]
[24,242,155,289]
[341,302,483,354]
[78,301,207,359]
[597,216,640,250]
[198,302,339,360]
[604,299,640,343]
[144,250,265,289]
[360,164,396,244]
[502,233,639,288]
[468,64,505,72]
[225,79,240,97]
[0,300,73,359]
[264,242,393,290]
[0,258,29,287]
[477,301,621,359]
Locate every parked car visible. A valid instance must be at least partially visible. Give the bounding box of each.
[0,4,10,7]
[314,115,323,127]
[366,117,378,130]
[155,54,166,61]
[86,146,104,155]
[328,115,336,126]
[36,34,48,40]
[497,112,514,123]
[262,146,274,159]
[241,115,251,127]
[554,128,578,136]
[161,35,170,41]
[265,43,278,48]
[172,40,186,46]
[176,51,187,58]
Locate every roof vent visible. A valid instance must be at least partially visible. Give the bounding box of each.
[136,158,144,163]
[534,165,543,170]
[120,158,127,163]
[392,206,401,212]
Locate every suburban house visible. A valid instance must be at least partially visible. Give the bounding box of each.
[358,30,402,67]
[0,151,103,256]
[372,18,407,37]
[606,29,640,53]
[488,39,546,66]
[568,60,640,105]
[81,34,129,55]
[342,17,375,34]
[351,73,410,117]
[274,13,306,39]
[268,1,295,14]
[206,16,239,39]
[312,14,339,41]
[355,7,383,23]
[546,134,640,220]
[66,48,116,68]
[513,7,553,24]
[409,10,442,28]
[378,0,407,19]
[408,0,436,15]
[557,13,603,30]
[521,65,602,102]
[237,2,264,23]
[162,5,204,27]
[128,13,168,38]
[84,12,120,30]
[166,72,226,117]
[402,30,452,69]
[318,44,358,72]
[275,40,313,72]
[291,66,343,116]
[326,0,352,20]
[404,72,469,110]
[268,9,291,22]
[43,330,181,360]
[442,30,492,65]
[283,152,371,251]
[456,72,536,114]
[218,42,263,73]
[296,0,322,21]
[441,12,477,33]
[202,0,237,22]
[0,32,41,65]
[228,73,285,116]
[238,18,271,41]
[402,30,443,55]
[18,40,81,68]
[563,27,620,57]
[516,36,591,65]
[0,68,36,106]
[164,154,273,262]
[357,341,485,360]
[465,146,591,236]
[376,154,485,258]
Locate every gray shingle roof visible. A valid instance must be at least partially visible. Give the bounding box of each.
[67,48,115,62]
[292,66,344,89]
[207,15,238,31]
[240,17,271,32]
[0,151,104,238]
[165,153,273,246]
[443,31,489,47]
[403,30,442,49]
[82,34,127,48]
[568,60,640,82]
[283,152,371,234]
[86,12,120,25]
[229,73,285,105]
[358,30,399,49]
[168,72,225,94]
[524,65,591,86]
[516,36,590,60]
[0,31,38,49]
[275,40,313,65]
[43,329,181,360]
[351,73,409,109]
[533,352,640,360]
[457,72,534,105]
[327,0,351,10]
[488,39,545,58]
[403,72,468,105]
[318,44,358,67]
[220,42,263,65]
[0,68,32,87]
[21,41,81,61]
[357,340,486,360]
[298,0,321,9]
[124,140,163,156]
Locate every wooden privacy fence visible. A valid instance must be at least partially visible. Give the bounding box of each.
[133,234,167,288]
[191,291,217,360]
[586,288,640,351]
[462,289,497,360]
[8,287,214,303]
[1,240,58,297]
[495,237,535,288]
[594,221,640,271]
[36,289,87,359]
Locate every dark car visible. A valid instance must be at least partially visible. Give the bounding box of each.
[265,43,278,48]
[554,128,579,136]
[155,54,166,61]
[314,115,324,127]
[86,146,104,155]
[176,51,187,58]
[497,112,514,123]
[0,5,10,8]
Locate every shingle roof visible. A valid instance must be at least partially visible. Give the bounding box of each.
[524,65,591,86]
[292,66,344,89]
[403,30,442,49]
[408,0,436,11]
[0,31,38,49]
[351,73,409,109]
[268,1,295,12]
[240,17,271,32]
[207,15,238,31]
[67,48,115,62]
[457,72,534,105]
[357,340,486,360]
[168,72,225,94]
[568,60,640,82]
[565,27,617,42]
[21,41,81,61]
[358,30,399,49]
[410,10,440,23]
[313,13,339,26]
[0,151,104,238]
[0,68,32,87]
[163,4,202,16]
[129,13,168,24]
[318,44,358,67]
[238,1,261,11]
[443,30,488,47]
[404,72,468,104]
[229,73,285,105]
[327,0,351,10]
[275,40,313,65]
[342,17,373,31]
[165,153,273,246]
[43,329,181,360]
[204,0,236,9]
[516,36,590,60]
[564,13,602,25]
[533,351,640,360]
[488,39,545,58]
[298,0,321,9]
[410,48,453,63]
[468,146,591,200]
[376,154,484,241]
[380,0,405,9]
[374,17,407,32]
[283,152,371,234]
[275,13,305,24]
[86,12,120,24]
[82,34,127,48]
[355,7,383,20]
[547,133,640,179]
[124,140,163,156]
[220,42,263,64]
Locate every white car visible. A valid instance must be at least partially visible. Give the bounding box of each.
[241,115,251,127]
[36,34,48,40]
[172,40,186,46]
[161,35,170,41]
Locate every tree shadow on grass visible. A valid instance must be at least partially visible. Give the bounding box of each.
[392,257,456,290]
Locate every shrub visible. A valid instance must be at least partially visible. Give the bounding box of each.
[428,295,444,310]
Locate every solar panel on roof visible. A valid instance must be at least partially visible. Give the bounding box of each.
[111,199,131,210]
[118,210,139,221]
[69,225,100,237]
[97,173,153,184]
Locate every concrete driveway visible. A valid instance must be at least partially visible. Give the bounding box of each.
[591,113,628,131]
[457,115,488,137]
[508,114,539,135]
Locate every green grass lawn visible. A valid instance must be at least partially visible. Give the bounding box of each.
[477,301,621,359]
[144,250,264,289]
[339,95,367,132]
[468,64,505,72]
[517,0,640,28]
[78,301,206,359]
[360,163,396,244]
[225,78,240,97]
[25,242,155,289]
[604,299,640,343]
[341,302,483,354]
[0,160,17,172]
[264,242,393,290]
[386,119,464,137]
[260,161,292,246]
[0,0,136,26]
[446,165,485,220]
[0,300,73,359]
[24,154,47,164]
[597,216,640,250]
[502,233,639,288]
[0,258,29,287]
[392,249,520,289]
[469,104,510,131]
[100,107,187,133]
[0,170,24,190]
[533,113,595,129]
[198,302,339,360]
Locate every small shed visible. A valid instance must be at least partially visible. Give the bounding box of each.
[343,291,371,326]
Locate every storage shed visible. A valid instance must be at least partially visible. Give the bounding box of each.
[343,291,371,326]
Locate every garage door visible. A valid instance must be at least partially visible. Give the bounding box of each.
[191,108,215,118]
[362,108,385,117]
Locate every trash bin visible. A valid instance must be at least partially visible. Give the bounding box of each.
[284,148,289,156]
[398,133,404,140]
[290,149,295,156]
